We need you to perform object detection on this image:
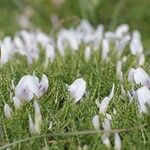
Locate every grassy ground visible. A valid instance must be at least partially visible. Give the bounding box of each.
[0,0,150,149]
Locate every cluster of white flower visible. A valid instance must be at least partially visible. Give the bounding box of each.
[1,20,150,148]
[0,20,145,66]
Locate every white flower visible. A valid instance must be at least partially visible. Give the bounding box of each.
[34,101,42,134]
[36,30,50,48]
[101,133,111,148]
[57,30,79,56]
[92,115,100,130]
[130,30,143,55]
[128,68,150,88]
[102,118,111,131]
[67,78,86,103]
[84,46,91,61]
[101,118,111,147]
[114,133,121,150]
[106,113,112,121]
[4,103,12,118]
[45,43,55,64]
[116,61,123,82]
[134,68,150,87]
[15,75,36,101]
[137,87,150,114]
[29,114,36,134]
[115,24,129,38]
[99,84,115,114]
[138,53,145,66]
[121,85,126,97]
[102,39,109,61]
[38,74,49,97]
[128,68,135,84]
[115,34,130,55]
[15,74,49,101]
[13,96,21,109]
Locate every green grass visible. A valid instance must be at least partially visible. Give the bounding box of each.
[0,47,150,149]
[0,0,150,149]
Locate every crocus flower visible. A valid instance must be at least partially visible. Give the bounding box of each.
[138,53,145,66]
[128,68,150,88]
[67,78,86,103]
[57,30,79,56]
[84,46,91,61]
[136,86,150,114]
[114,133,121,150]
[4,103,12,118]
[13,96,21,109]
[102,39,109,61]
[99,84,115,115]
[92,115,100,130]
[101,118,111,148]
[115,24,129,38]
[116,61,123,82]
[34,101,42,134]
[29,114,36,134]
[15,74,49,101]
[130,30,143,55]
[101,133,111,148]
[45,43,55,65]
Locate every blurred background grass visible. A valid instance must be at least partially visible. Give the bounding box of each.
[0,0,150,46]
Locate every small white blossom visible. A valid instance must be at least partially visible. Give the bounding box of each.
[101,133,111,148]
[102,39,109,61]
[116,61,123,82]
[92,115,100,130]
[13,97,21,109]
[34,101,42,134]
[29,114,36,134]
[67,78,86,103]
[99,84,115,114]
[84,46,91,61]
[4,103,12,118]
[114,133,122,150]
[45,43,55,64]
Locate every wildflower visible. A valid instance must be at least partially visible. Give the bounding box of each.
[128,68,135,84]
[38,74,49,98]
[130,30,143,55]
[134,68,150,87]
[99,84,115,115]
[84,46,91,61]
[29,114,36,134]
[101,133,111,148]
[15,75,37,101]
[121,85,126,97]
[115,24,129,38]
[15,74,49,101]
[34,101,42,134]
[115,34,130,55]
[4,103,12,118]
[45,43,55,65]
[67,78,86,103]
[102,39,109,61]
[116,61,123,82]
[101,118,111,148]
[114,133,121,150]
[138,53,145,66]
[136,86,150,114]
[13,96,21,109]
[57,30,79,56]
[92,115,100,130]
[106,113,112,122]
